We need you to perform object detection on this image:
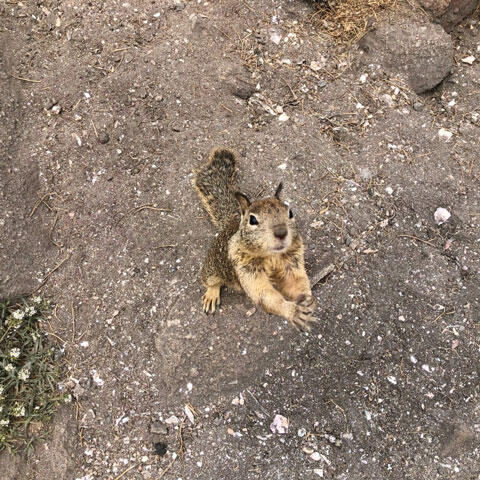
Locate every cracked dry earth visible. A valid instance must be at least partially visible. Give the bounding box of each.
[1,1,479,479]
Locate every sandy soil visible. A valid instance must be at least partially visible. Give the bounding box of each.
[0,1,479,479]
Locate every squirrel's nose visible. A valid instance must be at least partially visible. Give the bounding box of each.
[274,225,288,240]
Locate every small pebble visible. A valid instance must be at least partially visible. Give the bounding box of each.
[434,207,451,225]
[153,442,167,456]
[438,128,453,141]
[173,1,185,10]
[461,55,475,65]
[164,415,180,425]
[97,131,110,144]
[44,98,58,110]
[413,101,424,111]
[150,421,168,435]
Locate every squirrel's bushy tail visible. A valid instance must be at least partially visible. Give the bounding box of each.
[194,148,239,229]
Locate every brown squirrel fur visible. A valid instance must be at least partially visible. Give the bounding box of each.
[193,148,316,330]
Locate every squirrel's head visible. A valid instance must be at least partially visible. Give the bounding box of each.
[234,183,297,255]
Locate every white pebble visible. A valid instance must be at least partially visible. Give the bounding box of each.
[438,128,453,141]
[461,55,476,65]
[434,207,451,225]
[310,452,321,461]
[387,375,397,385]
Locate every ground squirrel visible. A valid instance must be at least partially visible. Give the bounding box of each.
[193,148,317,330]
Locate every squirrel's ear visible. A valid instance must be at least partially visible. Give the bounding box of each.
[274,182,283,199]
[234,192,251,215]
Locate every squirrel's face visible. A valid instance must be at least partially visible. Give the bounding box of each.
[235,187,297,255]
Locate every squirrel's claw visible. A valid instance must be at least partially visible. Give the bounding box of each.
[290,314,317,332]
[290,294,318,331]
[203,286,221,314]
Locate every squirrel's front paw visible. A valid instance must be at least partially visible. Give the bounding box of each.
[289,295,317,331]
[203,286,221,314]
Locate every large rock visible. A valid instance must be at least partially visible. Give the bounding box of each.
[359,18,454,94]
[417,0,479,31]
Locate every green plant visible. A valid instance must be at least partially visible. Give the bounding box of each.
[0,297,67,453]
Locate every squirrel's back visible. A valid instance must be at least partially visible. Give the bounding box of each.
[194,148,239,229]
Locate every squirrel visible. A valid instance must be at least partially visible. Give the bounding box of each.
[193,147,317,331]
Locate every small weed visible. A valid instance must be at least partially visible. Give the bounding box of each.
[0,297,68,453]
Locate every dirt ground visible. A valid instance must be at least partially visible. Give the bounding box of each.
[1,1,479,479]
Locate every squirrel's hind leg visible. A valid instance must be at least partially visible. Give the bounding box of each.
[202,275,223,314]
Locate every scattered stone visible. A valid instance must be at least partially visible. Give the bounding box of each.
[270,414,289,434]
[310,60,323,72]
[332,126,354,143]
[90,369,104,387]
[314,468,324,477]
[461,55,476,65]
[413,101,424,112]
[438,128,453,141]
[73,383,86,400]
[164,415,180,425]
[150,421,168,435]
[417,0,479,32]
[80,409,96,428]
[278,113,290,122]
[297,428,307,437]
[318,80,327,88]
[387,375,397,385]
[434,207,451,225]
[270,30,282,45]
[310,452,321,461]
[153,442,167,456]
[173,1,185,11]
[51,105,62,114]
[222,65,255,100]
[458,122,471,135]
[97,131,110,144]
[359,17,453,94]
[44,98,58,110]
[311,263,335,287]
[380,94,394,107]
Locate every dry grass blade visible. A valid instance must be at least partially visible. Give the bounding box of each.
[398,234,437,248]
[113,464,136,480]
[9,73,42,83]
[311,0,398,43]
[29,192,56,217]
[115,204,172,225]
[34,254,71,292]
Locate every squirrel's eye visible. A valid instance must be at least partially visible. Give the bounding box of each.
[289,209,294,219]
[249,215,259,225]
